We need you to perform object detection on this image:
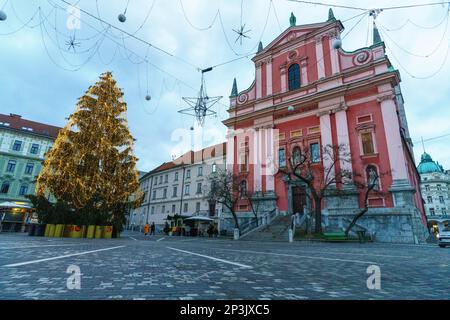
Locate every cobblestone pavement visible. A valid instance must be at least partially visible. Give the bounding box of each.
[0,231,449,300]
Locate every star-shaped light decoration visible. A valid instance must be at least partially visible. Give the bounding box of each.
[232,24,251,45]
[178,71,222,126]
[65,34,81,52]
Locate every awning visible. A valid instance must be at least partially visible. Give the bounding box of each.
[0,202,31,209]
[184,216,214,222]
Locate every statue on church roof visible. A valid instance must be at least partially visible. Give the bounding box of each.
[289,12,296,27]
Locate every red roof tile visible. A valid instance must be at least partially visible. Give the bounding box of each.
[0,113,61,139]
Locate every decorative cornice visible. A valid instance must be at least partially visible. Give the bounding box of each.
[376,91,395,103]
[316,102,348,117]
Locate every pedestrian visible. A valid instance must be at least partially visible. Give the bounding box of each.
[150,222,155,236]
[144,223,149,236]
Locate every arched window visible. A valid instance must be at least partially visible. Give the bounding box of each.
[240,180,247,198]
[288,64,301,90]
[366,165,380,191]
[292,146,302,166]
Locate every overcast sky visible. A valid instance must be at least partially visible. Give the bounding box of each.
[1,0,449,172]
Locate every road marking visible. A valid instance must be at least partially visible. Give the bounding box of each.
[295,250,412,259]
[157,237,166,242]
[129,237,138,241]
[0,244,85,250]
[3,246,126,267]
[167,247,253,269]
[214,248,377,265]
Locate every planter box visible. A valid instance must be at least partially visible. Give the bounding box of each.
[86,225,96,239]
[53,224,64,238]
[45,224,55,237]
[103,226,113,239]
[95,226,104,239]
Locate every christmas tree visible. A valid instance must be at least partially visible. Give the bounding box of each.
[37,72,143,236]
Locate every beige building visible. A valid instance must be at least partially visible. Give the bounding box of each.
[130,143,226,231]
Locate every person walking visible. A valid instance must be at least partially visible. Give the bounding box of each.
[143,223,149,236]
[150,222,155,236]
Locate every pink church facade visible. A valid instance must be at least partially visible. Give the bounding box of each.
[223,12,428,243]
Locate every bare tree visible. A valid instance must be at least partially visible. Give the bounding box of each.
[207,169,242,231]
[345,168,387,236]
[246,190,265,226]
[280,143,353,234]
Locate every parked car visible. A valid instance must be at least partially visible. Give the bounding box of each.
[437,224,450,248]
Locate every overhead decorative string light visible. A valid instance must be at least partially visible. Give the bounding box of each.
[233,0,251,45]
[145,61,151,101]
[178,68,222,126]
[65,31,81,52]
[118,0,130,23]
[0,0,7,21]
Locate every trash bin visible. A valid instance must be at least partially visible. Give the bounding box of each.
[86,225,96,239]
[28,224,36,236]
[103,226,113,239]
[94,226,104,239]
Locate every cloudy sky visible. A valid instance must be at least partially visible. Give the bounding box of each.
[1,0,449,171]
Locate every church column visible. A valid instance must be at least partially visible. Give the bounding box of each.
[315,35,326,79]
[300,58,308,86]
[256,62,262,99]
[378,88,415,207]
[335,106,353,180]
[253,129,262,192]
[328,30,341,75]
[226,129,235,172]
[265,58,273,96]
[319,112,335,182]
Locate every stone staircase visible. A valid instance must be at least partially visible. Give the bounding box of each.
[241,215,292,241]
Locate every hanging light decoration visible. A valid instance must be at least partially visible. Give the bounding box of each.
[118,13,126,23]
[332,36,342,50]
[118,0,130,23]
[145,94,151,101]
[0,10,7,21]
[288,106,295,112]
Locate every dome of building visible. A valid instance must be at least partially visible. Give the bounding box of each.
[417,152,444,174]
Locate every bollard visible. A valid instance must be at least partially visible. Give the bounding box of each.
[288,229,293,243]
[233,228,240,240]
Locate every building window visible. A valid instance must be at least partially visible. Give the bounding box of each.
[172,186,177,197]
[174,172,179,181]
[427,196,433,204]
[429,208,435,216]
[30,144,39,155]
[1,182,10,194]
[278,149,286,168]
[159,176,163,184]
[186,169,191,179]
[183,203,188,213]
[240,180,247,198]
[196,202,201,212]
[439,196,445,204]
[196,182,202,194]
[151,206,155,214]
[172,205,176,214]
[19,184,28,196]
[425,185,430,192]
[288,63,301,90]
[161,205,165,214]
[310,143,320,163]
[25,163,34,175]
[12,140,22,151]
[292,146,302,166]
[198,166,203,176]
[164,174,168,183]
[443,208,447,216]
[361,132,375,155]
[152,190,156,200]
[184,184,190,195]
[366,165,380,190]
[154,178,157,186]
[6,160,16,173]
[163,188,167,199]
[212,163,217,173]
[437,185,442,191]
